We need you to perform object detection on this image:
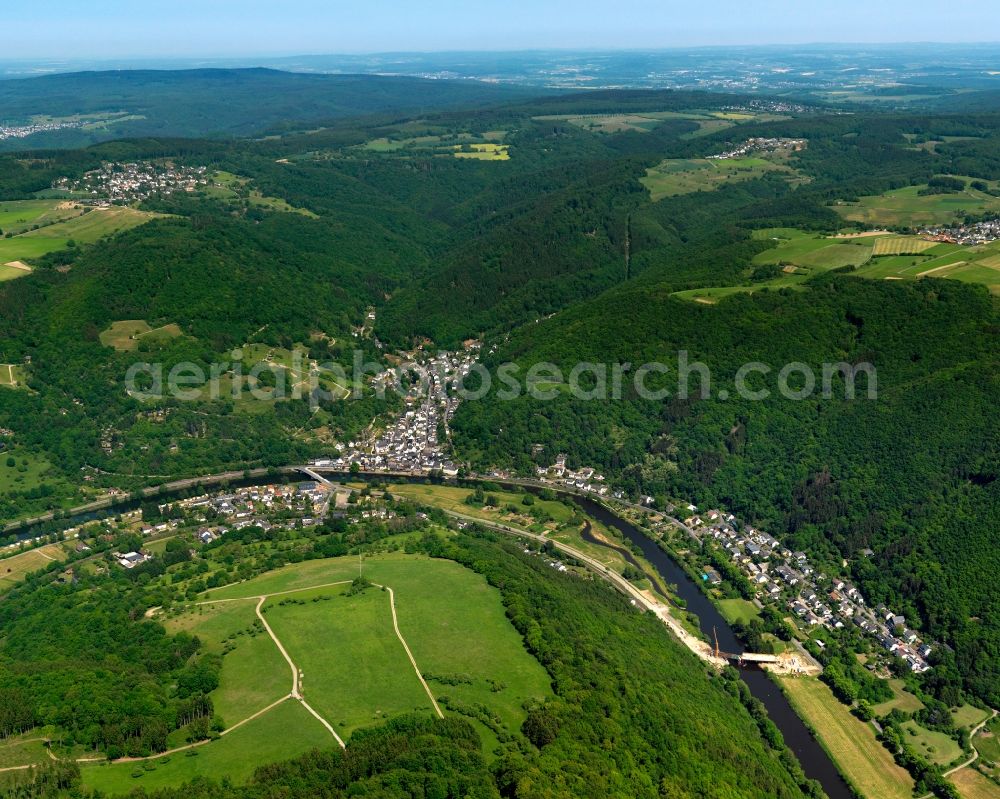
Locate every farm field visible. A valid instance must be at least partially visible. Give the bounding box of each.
[0,204,160,273]
[951,768,1000,799]
[675,229,1000,304]
[778,675,914,799]
[642,155,802,200]
[834,179,1000,227]
[80,699,330,796]
[901,719,964,767]
[0,263,32,281]
[21,205,159,242]
[532,109,786,137]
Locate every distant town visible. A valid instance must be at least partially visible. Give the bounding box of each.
[709,137,808,160]
[0,119,84,141]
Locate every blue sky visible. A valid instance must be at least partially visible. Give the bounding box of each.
[5,1,1000,58]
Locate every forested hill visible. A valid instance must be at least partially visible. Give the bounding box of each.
[0,68,544,148]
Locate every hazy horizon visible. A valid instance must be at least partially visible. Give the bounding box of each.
[6,1,1000,60]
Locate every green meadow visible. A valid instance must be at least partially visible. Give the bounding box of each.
[80,700,331,796]
[120,551,554,792]
[834,179,1000,227]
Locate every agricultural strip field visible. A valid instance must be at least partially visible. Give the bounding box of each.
[80,699,330,796]
[871,236,941,256]
[951,767,1000,799]
[778,675,914,799]
[677,230,1000,304]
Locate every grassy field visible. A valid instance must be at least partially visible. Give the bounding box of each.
[642,156,802,200]
[79,699,331,796]
[901,719,964,767]
[100,320,183,352]
[453,143,510,161]
[0,363,27,387]
[163,599,291,724]
[872,679,925,716]
[0,204,159,273]
[717,597,761,625]
[0,543,68,591]
[975,716,1000,764]
[951,768,1000,799]
[266,585,433,733]
[200,552,551,748]
[0,451,57,495]
[835,179,1000,227]
[387,482,574,526]
[953,705,993,730]
[779,676,914,799]
[0,737,49,769]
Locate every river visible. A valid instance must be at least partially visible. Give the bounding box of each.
[573,495,854,799]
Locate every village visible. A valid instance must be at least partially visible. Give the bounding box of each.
[708,136,808,160]
[920,216,1000,245]
[324,347,478,476]
[52,161,210,204]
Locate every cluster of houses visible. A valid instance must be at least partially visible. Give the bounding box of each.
[690,514,933,673]
[168,482,329,542]
[338,349,477,475]
[0,120,84,141]
[534,453,611,496]
[709,137,807,160]
[920,217,1000,246]
[52,162,209,204]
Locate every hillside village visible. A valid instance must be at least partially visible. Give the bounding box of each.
[920,217,1000,245]
[52,162,209,204]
